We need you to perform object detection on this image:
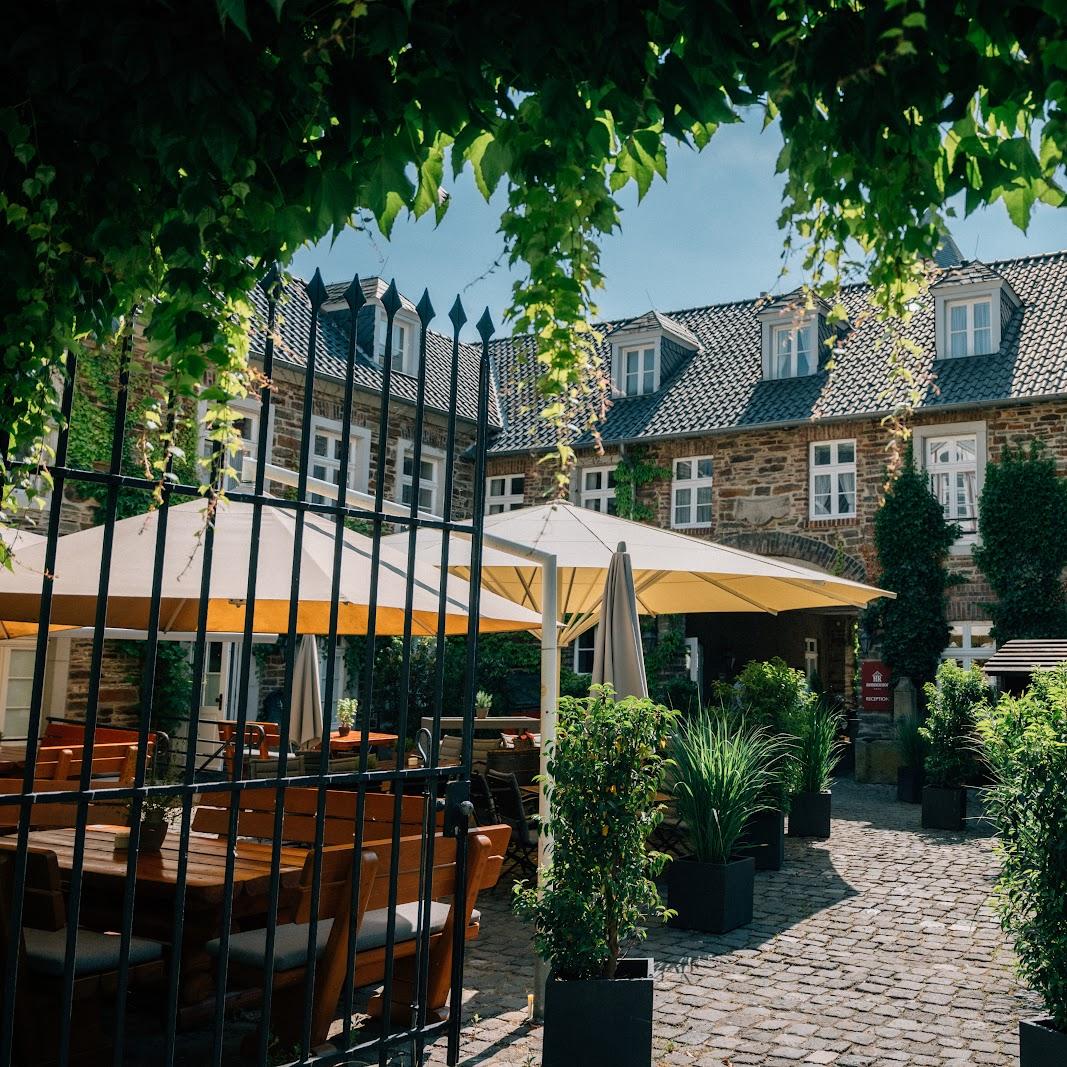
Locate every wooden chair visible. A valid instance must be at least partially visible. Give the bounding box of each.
[33,741,140,785]
[191,786,441,846]
[0,778,127,833]
[358,823,510,1026]
[216,720,283,776]
[485,769,538,880]
[0,844,164,1066]
[207,844,379,1049]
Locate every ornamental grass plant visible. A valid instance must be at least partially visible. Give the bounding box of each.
[670,712,783,865]
[513,686,676,980]
[796,698,845,794]
[979,665,1067,1033]
[895,714,927,770]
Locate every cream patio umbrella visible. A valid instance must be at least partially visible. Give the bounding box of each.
[290,634,324,746]
[590,542,648,700]
[0,527,52,640]
[0,498,541,636]
[388,499,892,644]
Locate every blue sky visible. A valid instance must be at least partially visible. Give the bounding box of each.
[291,113,1067,337]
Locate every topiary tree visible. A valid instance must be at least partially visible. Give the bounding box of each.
[974,440,1067,645]
[514,686,675,979]
[871,444,960,691]
[919,660,992,789]
[979,664,1067,1034]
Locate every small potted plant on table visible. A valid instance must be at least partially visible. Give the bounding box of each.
[133,787,181,853]
[514,686,675,1067]
[979,664,1067,1065]
[788,698,844,839]
[667,711,780,933]
[919,662,989,831]
[895,715,926,804]
[474,690,494,719]
[335,697,358,737]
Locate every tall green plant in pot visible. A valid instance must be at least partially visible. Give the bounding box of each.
[979,666,1067,1064]
[895,715,927,804]
[789,698,845,838]
[919,661,990,831]
[668,712,781,933]
[514,686,675,1067]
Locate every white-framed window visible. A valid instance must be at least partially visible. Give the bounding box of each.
[397,440,443,515]
[575,628,597,674]
[944,296,994,358]
[375,310,418,375]
[486,475,525,514]
[580,466,616,513]
[0,643,36,742]
[622,345,657,397]
[308,417,370,505]
[770,322,816,379]
[809,440,857,519]
[923,432,980,535]
[671,457,713,528]
[200,394,272,489]
[804,637,819,684]
[942,622,995,670]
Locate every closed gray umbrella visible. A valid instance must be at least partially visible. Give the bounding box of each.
[591,542,648,699]
[291,634,324,746]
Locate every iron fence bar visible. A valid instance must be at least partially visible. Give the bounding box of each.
[374,281,408,1067]
[56,327,132,1067]
[447,310,494,1066]
[0,350,76,1067]
[413,295,467,1060]
[298,271,365,1060]
[379,287,437,1054]
[163,446,220,1067]
[111,392,178,1064]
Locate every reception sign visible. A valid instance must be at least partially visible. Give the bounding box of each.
[861,660,892,711]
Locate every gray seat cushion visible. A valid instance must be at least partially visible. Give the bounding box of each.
[205,901,481,972]
[24,927,163,978]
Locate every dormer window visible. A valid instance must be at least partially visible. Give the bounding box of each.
[770,322,815,379]
[623,345,657,396]
[946,296,993,357]
[375,309,417,375]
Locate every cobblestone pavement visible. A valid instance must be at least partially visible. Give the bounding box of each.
[418,780,1039,1067]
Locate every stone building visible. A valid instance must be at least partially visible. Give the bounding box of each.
[481,245,1067,745]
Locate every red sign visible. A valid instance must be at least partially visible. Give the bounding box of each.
[861,660,892,711]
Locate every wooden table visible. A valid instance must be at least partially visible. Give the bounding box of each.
[22,825,310,1008]
[0,742,27,776]
[328,729,398,754]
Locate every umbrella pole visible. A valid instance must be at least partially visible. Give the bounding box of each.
[533,552,558,1020]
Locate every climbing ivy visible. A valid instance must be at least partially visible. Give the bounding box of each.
[115,639,195,736]
[974,440,1067,644]
[612,449,669,522]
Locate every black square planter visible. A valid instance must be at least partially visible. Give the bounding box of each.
[897,767,925,804]
[542,957,653,1067]
[741,809,785,870]
[788,790,831,838]
[921,785,967,830]
[1020,1017,1067,1065]
[667,855,755,933]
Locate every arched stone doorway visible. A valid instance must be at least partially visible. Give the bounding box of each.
[718,530,868,583]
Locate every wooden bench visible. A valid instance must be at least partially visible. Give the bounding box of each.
[32,742,141,784]
[0,778,127,833]
[217,720,281,775]
[191,786,442,846]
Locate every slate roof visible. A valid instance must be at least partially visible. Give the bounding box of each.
[487,251,1067,455]
[606,309,702,350]
[248,277,500,428]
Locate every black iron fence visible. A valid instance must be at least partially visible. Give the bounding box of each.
[0,268,494,1066]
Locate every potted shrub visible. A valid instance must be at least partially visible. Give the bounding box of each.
[335,696,357,737]
[667,711,780,933]
[919,661,990,831]
[729,658,808,869]
[979,665,1067,1065]
[788,698,844,839]
[132,787,181,853]
[514,686,675,1067]
[474,689,494,719]
[895,715,926,804]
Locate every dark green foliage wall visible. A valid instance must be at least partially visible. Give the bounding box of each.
[974,441,1067,644]
[870,445,960,690]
